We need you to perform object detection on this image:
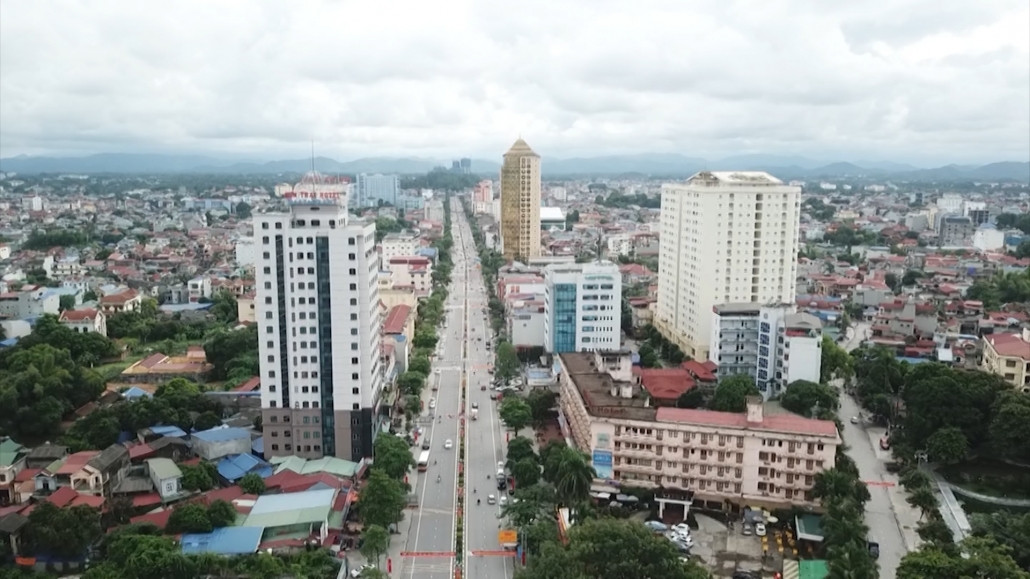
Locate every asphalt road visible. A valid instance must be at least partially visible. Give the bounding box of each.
[401,198,511,579]
[454,201,515,579]
[837,321,909,579]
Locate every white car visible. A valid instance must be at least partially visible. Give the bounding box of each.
[499,495,508,507]
[444,439,453,450]
[429,399,437,409]
[671,523,691,536]
[487,494,497,505]
[755,523,767,537]
[497,461,505,471]
[436,368,441,375]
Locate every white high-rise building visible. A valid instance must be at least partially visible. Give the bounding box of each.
[255,187,383,461]
[656,171,801,361]
[356,174,400,207]
[543,261,622,353]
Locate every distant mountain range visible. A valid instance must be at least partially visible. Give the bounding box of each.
[1,152,1027,182]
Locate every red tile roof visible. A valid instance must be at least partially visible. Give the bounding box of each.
[681,360,717,382]
[54,451,100,475]
[383,305,412,335]
[636,368,695,400]
[985,333,1030,360]
[59,308,100,322]
[100,289,139,305]
[234,376,261,392]
[655,407,839,438]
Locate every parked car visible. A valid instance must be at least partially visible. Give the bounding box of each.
[671,523,691,536]
[421,439,431,450]
[499,496,508,507]
[868,541,880,559]
[754,523,767,537]
[741,523,753,536]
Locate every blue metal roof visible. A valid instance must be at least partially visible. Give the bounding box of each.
[180,526,263,555]
[159,303,214,313]
[193,426,249,442]
[251,436,264,455]
[217,453,272,482]
[122,386,152,399]
[148,425,188,438]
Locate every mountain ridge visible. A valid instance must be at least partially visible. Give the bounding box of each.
[1,152,1026,182]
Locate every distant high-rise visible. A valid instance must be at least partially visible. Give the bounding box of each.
[356,174,400,207]
[256,178,383,461]
[656,171,801,361]
[499,138,542,262]
[460,158,472,175]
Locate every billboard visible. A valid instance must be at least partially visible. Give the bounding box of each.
[592,450,613,479]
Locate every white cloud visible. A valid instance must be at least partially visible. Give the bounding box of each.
[0,0,1027,164]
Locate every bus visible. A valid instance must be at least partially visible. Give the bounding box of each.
[417,450,431,472]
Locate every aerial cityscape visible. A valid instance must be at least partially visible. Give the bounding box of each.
[0,2,1029,579]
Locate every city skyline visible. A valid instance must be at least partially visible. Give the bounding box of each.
[1,0,1028,165]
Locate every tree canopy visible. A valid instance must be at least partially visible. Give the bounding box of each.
[780,380,839,419]
[708,374,760,412]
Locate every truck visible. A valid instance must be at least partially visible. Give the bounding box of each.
[417,450,430,472]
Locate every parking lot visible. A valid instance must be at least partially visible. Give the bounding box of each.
[688,514,790,578]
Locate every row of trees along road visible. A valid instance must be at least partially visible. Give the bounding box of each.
[852,347,1030,464]
[497,438,708,579]
[810,453,878,578]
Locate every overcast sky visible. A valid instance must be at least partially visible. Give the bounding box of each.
[1,0,1028,165]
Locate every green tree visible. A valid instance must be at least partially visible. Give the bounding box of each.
[181,463,217,491]
[925,426,969,464]
[408,355,431,376]
[898,537,1027,579]
[166,503,213,534]
[675,388,706,409]
[397,371,426,395]
[506,436,538,468]
[917,518,954,546]
[207,499,238,527]
[360,524,390,569]
[499,396,533,434]
[541,446,596,509]
[209,290,239,324]
[517,518,708,579]
[59,294,76,311]
[989,391,1030,462]
[780,379,839,418]
[372,432,415,481]
[526,388,558,425]
[359,470,406,530]
[23,502,102,559]
[495,341,521,384]
[637,343,660,368]
[511,457,542,488]
[970,512,1030,569]
[821,336,854,382]
[238,472,266,495]
[708,374,760,412]
[907,486,940,521]
[193,410,222,431]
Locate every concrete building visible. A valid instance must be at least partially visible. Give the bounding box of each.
[981,328,1030,393]
[191,427,252,461]
[709,304,822,398]
[58,308,107,337]
[234,236,258,267]
[541,207,566,231]
[656,172,801,361]
[508,300,547,349]
[381,232,420,261]
[473,180,493,215]
[356,174,400,208]
[973,226,1006,252]
[386,256,433,297]
[146,457,183,499]
[939,215,975,246]
[499,138,542,262]
[543,261,622,353]
[557,350,840,511]
[255,188,384,461]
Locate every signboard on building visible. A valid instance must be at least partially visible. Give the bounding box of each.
[592,450,613,479]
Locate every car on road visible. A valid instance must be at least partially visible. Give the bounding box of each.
[497,477,507,491]
[444,439,453,449]
[421,439,431,450]
[472,402,479,409]
[499,495,508,507]
[350,564,374,577]
[487,494,496,505]
[429,399,437,409]
[497,461,505,471]
[868,541,880,559]
[754,523,766,537]
[850,416,860,424]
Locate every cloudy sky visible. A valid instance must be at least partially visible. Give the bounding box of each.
[1,0,1028,165]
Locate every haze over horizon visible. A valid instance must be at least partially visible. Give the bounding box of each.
[1,0,1028,166]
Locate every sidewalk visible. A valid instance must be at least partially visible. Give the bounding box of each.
[863,427,924,553]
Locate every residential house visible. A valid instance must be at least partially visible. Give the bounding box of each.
[981,328,1030,393]
[99,288,142,314]
[0,438,27,505]
[87,444,129,496]
[146,458,183,500]
[24,443,67,470]
[58,308,107,337]
[192,427,252,461]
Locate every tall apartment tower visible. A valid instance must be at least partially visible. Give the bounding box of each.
[255,185,383,462]
[499,138,542,262]
[656,171,801,361]
[356,174,400,208]
[543,261,623,353]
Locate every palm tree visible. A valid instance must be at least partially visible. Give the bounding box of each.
[907,487,939,521]
[549,447,596,510]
